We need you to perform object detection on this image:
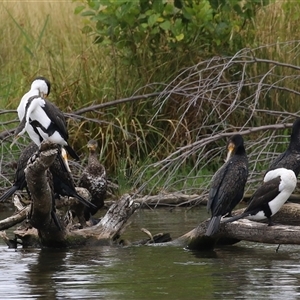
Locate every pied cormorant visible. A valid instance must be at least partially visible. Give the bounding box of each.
[17,77,51,120]
[14,92,79,161]
[205,134,248,236]
[223,168,297,225]
[79,139,107,221]
[267,118,300,176]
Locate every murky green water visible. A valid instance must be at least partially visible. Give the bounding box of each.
[0,205,300,299]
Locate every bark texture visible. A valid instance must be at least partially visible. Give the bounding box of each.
[0,141,139,248]
[171,202,300,250]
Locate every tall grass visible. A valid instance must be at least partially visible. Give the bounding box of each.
[1,1,300,197]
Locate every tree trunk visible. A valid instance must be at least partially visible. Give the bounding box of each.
[170,202,300,250]
[0,141,139,248]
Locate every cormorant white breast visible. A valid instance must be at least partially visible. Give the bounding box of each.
[223,168,296,225]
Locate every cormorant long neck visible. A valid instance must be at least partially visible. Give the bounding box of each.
[289,133,300,152]
[234,145,246,156]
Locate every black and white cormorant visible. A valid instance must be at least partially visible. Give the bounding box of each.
[18,77,51,120]
[205,134,249,237]
[223,168,297,225]
[14,92,79,161]
[1,142,96,212]
[17,77,51,146]
[267,118,300,176]
[79,139,107,221]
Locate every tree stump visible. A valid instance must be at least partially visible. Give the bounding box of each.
[0,141,139,248]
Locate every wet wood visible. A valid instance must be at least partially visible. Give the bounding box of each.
[112,193,204,207]
[171,202,300,250]
[0,141,139,248]
[2,141,300,249]
[0,196,30,231]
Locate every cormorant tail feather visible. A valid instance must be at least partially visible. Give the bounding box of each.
[205,215,222,236]
[0,185,19,202]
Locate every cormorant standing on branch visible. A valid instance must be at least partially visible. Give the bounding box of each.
[14,77,79,161]
[223,168,296,225]
[1,142,96,211]
[79,139,107,221]
[17,77,51,146]
[267,118,300,176]
[205,134,248,237]
[0,143,38,202]
[18,77,51,120]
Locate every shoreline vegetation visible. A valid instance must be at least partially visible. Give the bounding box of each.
[1,1,300,206]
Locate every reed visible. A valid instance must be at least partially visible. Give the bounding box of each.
[1,1,300,196]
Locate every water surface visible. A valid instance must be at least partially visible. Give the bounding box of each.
[0,205,299,299]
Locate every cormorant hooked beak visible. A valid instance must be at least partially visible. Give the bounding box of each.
[40,91,46,98]
[61,148,71,173]
[225,142,235,162]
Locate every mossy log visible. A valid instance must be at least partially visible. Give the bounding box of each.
[170,202,300,251]
[0,141,139,248]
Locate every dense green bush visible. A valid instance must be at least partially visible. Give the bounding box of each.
[76,0,269,67]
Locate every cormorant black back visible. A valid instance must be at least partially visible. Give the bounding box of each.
[205,134,248,236]
[223,168,297,226]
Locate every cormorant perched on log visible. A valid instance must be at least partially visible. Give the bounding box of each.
[1,142,96,211]
[266,118,300,176]
[79,139,107,221]
[17,77,51,146]
[205,134,248,237]
[223,168,297,226]
[0,143,37,202]
[14,77,79,161]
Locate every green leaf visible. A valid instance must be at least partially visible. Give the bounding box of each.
[148,13,159,27]
[74,5,86,15]
[175,33,184,41]
[159,20,171,31]
[94,35,104,44]
[82,25,93,34]
[153,0,164,13]
[81,10,96,17]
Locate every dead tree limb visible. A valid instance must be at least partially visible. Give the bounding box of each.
[24,141,67,247]
[170,202,300,250]
[0,196,30,231]
[1,141,139,248]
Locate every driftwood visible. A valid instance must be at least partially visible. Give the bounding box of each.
[0,141,139,248]
[2,141,300,250]
[169,202,300,250]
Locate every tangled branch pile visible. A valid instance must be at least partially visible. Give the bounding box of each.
[1,43,300,206]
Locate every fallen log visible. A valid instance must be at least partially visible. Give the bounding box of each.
[0,141,139,248]
[170,202,300,250]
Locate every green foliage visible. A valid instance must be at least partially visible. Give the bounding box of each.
[76,0,269,66]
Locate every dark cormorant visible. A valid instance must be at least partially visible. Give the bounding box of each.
[223,168,296,225]
[0,143,38,202]
[267,118,300,176]
[205,134,248,236]
[1,142,96,211]
[79,139,107,220]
